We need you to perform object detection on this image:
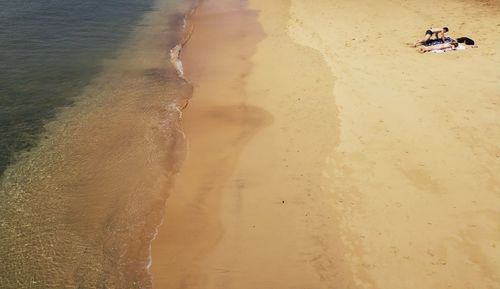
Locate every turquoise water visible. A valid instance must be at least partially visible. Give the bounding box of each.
[0,0,195,287]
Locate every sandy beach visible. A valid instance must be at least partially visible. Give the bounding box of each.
[151,0,500,288]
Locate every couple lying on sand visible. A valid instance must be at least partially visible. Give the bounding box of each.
[417,41,459,53]
[413,27,459,53]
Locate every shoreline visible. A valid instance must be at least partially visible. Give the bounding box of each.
[169,7,196,79]
[151,0,500,288]
[145,4,198,275]
[150,0,353,287]
[150,0,271,287]
[0,0,198,287]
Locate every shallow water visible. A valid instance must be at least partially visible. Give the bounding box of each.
[0,0,159,174]
[0,0,195,287]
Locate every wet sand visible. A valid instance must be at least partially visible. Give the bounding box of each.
[151,0,500,288]
[0,1,194,287]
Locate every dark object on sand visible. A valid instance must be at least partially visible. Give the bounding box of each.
[457,37,475,45]
[425,36,452,46]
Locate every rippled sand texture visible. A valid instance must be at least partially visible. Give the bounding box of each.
[151,0,351,287]
[288,0,500,288]
[151,0,500,288]
[0,1,194,288]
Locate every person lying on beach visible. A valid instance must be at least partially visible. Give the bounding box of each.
[417,40,458,53]
[414,27,449,46]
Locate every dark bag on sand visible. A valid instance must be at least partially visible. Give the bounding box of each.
[457,37,475,45]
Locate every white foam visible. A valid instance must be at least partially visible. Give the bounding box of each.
[170,44,184,77]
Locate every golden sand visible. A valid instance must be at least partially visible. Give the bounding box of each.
[151,0,500,288]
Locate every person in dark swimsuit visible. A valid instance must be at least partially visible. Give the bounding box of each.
[414,27,449,46]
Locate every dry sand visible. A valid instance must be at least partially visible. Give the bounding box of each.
[151,0,500,288]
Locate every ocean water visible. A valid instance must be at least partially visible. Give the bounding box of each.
[0,0,195,287]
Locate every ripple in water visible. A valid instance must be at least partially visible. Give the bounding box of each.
[0,0,196,287]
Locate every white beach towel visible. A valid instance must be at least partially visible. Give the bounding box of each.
[431,43,465,53]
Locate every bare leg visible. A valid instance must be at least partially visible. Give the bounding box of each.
[414,34,432,47]
[416,47,427,53]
